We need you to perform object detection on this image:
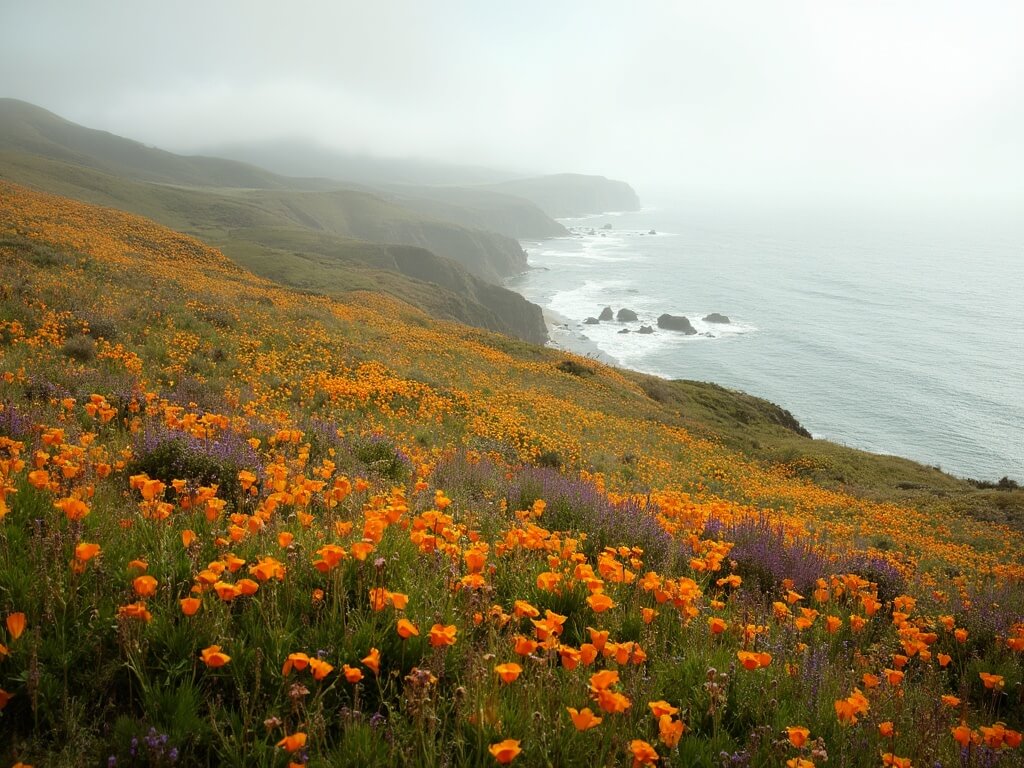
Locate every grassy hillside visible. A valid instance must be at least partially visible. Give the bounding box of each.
[0,182,1020,766]
[0,150,530,283]
[0,98,328,191]
[0,151,546,343]
[380,185,568,240]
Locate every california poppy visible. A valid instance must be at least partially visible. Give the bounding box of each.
[397,618,419,638]
[4,613,23,641]
[787,726,810,748]
[494,663,522,684]
[428,624,457,648]
[629,739,659,767]
[180,597,201,616]
[343,664,363,683]
[567,707,602,731]
[659,714,685,748]
[648,701,678,719]
[277,732,306,752]
[362,647,381,675]
[200,645,230,667]
[488,739,521,764]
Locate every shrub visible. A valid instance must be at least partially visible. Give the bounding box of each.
[83,314,119,341]
[639,377,674,404]
[62,334,97,362]
[534,449,563,469]
[127,428,261,500]
[555,359,593,377]
[350,434,412,483]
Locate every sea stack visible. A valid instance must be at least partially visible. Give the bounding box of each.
[657,314,697,334]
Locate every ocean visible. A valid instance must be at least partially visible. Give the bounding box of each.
[506,203,1024,483]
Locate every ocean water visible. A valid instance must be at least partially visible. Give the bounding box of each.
[506,204,1024,482]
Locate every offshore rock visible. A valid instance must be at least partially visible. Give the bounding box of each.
[657,314,697,334]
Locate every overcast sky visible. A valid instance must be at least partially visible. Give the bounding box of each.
[2,0,1022,210]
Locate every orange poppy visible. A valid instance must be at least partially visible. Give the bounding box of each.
[343,664,363,683]
[54,497,90,521]
[629,739,659,767]
[659,714,685,748]
[309,658,334,681]
[513,635,538,656]
[587,592,615,613]
[200,645,230,668]
[488,739,521,764]
[133,575,158,598]
[885,669,904,687]
[787,726,810,748]
[180,597,201,616]
[428,624,457,648]
[567,707,602,731]
[6,613,25,641]
[648,701,678,719]
[277,732,307,752]
[282,653,311,676]
[589,670,619,691]
[594,688,631,713]
[117,602,152,623]
[362,647,381,675]
[979,672,1004,690]
[397,618,419,639]
[737,651,771,670]
[494,663,522,684]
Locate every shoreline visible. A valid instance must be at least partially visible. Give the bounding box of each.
[541,306,618,366]
[514,219,1022,485]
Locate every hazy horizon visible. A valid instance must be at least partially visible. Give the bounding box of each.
[2,1,1023,213]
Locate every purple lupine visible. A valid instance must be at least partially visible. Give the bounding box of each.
[506,465,675,568]
[0,400,33,439]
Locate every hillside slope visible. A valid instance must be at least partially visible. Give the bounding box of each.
[0,182,1020,766]
[1,180,1019,574]
[0,151,546,342]
[0,100,552,285]
[0,97,329,190]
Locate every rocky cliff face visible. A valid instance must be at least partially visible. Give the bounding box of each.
[387,246,546,343]
[367,220,529,284]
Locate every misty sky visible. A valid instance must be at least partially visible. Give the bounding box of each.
[2,0,1022,209]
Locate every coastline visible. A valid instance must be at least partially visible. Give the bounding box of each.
[512,210,1024,484]
[541,306,618,365]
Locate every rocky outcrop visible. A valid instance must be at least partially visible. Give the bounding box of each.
[637,325,654,334]
[617,308,638,321]
[599,306,614,321]
[583,317,600,325]
[367,245,548,344]
[704,313,731,324]
[657,314,697,334]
